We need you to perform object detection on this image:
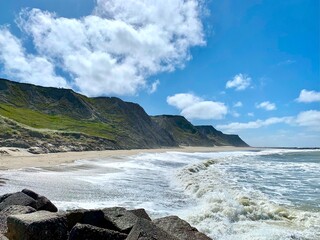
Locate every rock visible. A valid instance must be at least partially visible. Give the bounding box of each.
[153,216,212,240]
[0,205,36,234]
[27,147,49,154]
[0,150,8,155]
[0,234,8,240]
[128,208,151,221]
[0,192,37,211]
[6,211,68,240]
[0,189,211,240]
[21,189,58,212]
[126,218,178,240]
[21,189,39,200]
[69,223,127,240]
[66,209,116,231]
[36,196,58,212]
[0,194,11,203]
[102,207,142,233]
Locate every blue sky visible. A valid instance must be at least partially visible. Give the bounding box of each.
[0,0,319,147]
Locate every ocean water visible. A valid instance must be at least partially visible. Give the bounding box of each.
[0,149,319,239]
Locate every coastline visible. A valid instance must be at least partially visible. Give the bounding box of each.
[0,146,257,170]
[1,147,318,239]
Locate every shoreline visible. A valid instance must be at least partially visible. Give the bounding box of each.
[0,146,257,170]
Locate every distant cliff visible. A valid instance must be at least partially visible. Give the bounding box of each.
[0,78,248,152]
[195,125,249,147]
[152,115,248,147]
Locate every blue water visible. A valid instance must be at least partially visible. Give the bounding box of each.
[0,149,319,239]
[227,151,320,209]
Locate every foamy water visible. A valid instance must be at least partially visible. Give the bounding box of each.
[0,149,319,239]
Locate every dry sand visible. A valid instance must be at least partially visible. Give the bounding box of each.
[0,146,257,170]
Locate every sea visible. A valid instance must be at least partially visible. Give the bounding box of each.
[0,149,319,240]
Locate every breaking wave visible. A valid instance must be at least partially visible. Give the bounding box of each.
[0,149,319,239]
[174,150,320,240]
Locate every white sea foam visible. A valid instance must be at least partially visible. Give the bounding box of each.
[0,149,319,239]
[173,150,320,239]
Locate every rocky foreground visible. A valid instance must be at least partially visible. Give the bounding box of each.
[0,189,212,240]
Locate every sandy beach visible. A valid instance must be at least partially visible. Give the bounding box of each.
[0,146,256,170]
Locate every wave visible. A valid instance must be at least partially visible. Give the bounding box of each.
[174,150,320,239]
[1,149,319,239]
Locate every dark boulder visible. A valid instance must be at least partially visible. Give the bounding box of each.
[21,189,39,200]
[0,189,212,240]
[126,218,178,240]
[66,209,116,231]
[0,194,12,203]
[102,207,143,233]
[0,205,36,234]
[68,223,127,240]
[153,215,212,240]
[21,189,58,212]
[6,211,68,240]
[128,208,151,221]
[36,196,58,212]
[0,192,37,211]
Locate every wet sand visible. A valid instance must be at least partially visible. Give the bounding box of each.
[0,146,257,170]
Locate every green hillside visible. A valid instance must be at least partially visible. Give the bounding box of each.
[0,78,248,152]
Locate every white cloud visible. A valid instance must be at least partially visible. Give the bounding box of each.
[167,93,202,109]
[248,112,254,117]
[233,101,243,107]
[182,101,228,120]
[296,110,320,131]
[256,101,276,111]
[3,0,204,96]
[226,73,251,91]
[148,80,160,94]
[0,27,68,88]
[217,110,320,133]
[167,93,227,120]
[296,89,320,103]
[217,117,293,132]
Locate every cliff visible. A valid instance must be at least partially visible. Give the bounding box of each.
[0,78,248,152]
[195,125,249,147]
[152,116,249,147]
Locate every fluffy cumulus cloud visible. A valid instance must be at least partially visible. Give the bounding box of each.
[167,93,203,109]
[226,73,251,91]
[0,27,69,88]
[0,0,205,96]
[167,93,228,120]
[217,117,293,132]
[296,89,320,103]
[256,101,276,111]
[295,110,320,131]
[217,110,320,132]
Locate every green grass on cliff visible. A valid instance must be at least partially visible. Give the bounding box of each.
[0,103,118,140]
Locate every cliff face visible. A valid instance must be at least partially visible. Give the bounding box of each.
[151,115,213,146]
[0,78,248,152]
[195,125,249,147]
[152,116,249,147]
[0,78,176,150]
